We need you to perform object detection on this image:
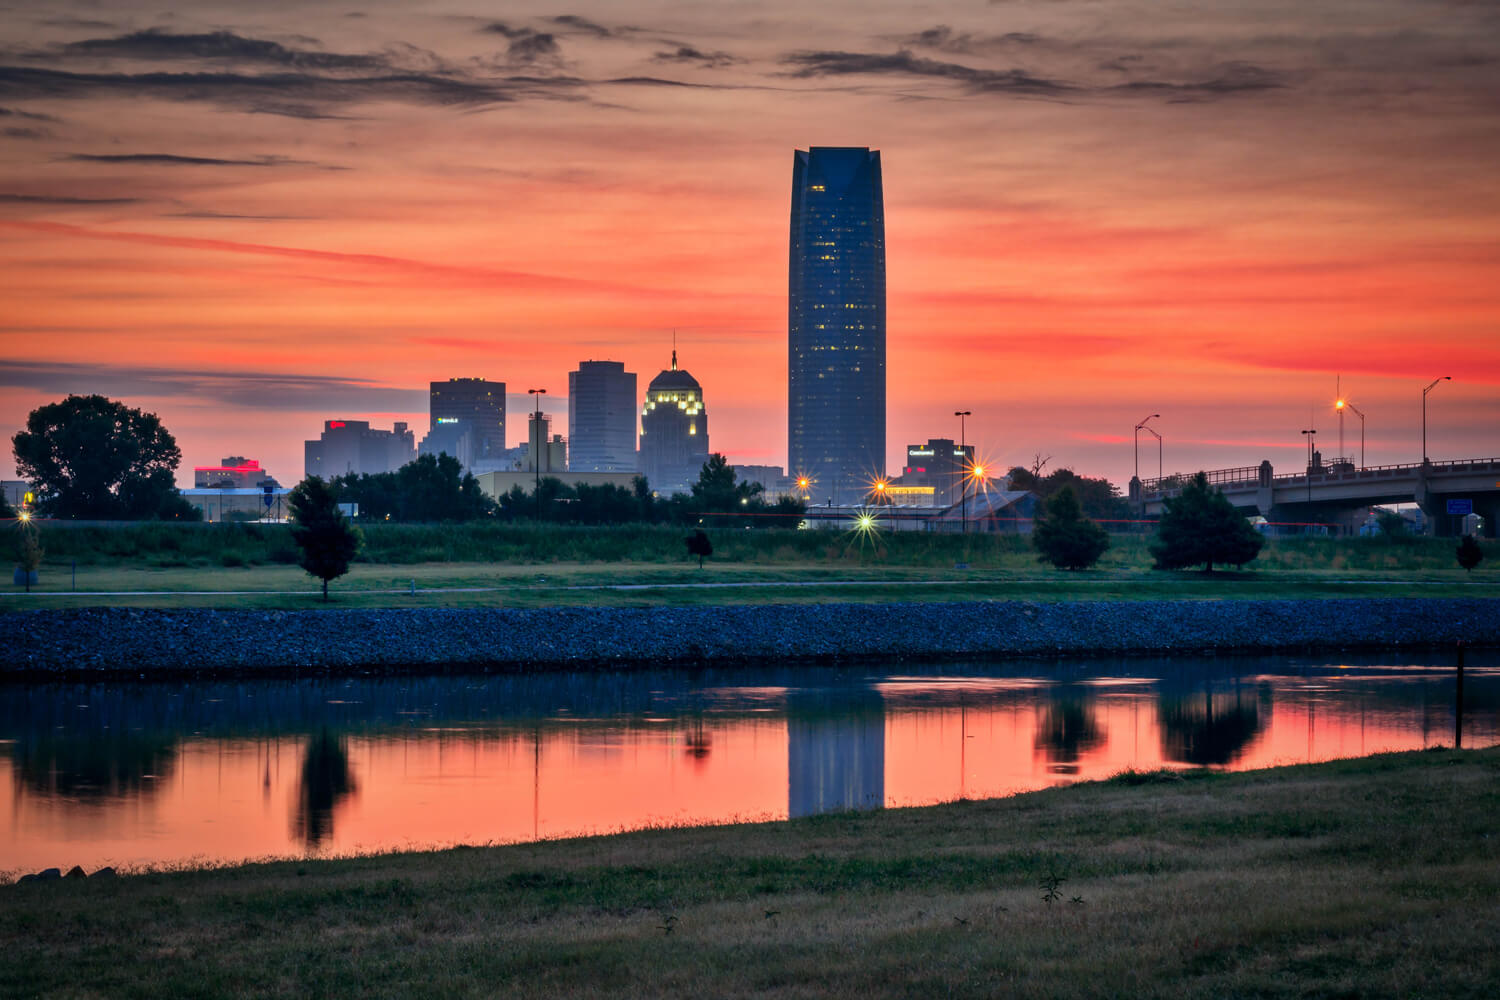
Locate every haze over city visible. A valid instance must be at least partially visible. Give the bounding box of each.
[3,0,1497,488]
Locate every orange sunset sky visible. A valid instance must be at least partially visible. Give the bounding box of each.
[2,0,1497,488]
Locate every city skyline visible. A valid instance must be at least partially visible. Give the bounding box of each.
[2,1,1498,491]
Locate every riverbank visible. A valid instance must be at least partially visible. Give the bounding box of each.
[6,746,1497,998]
[3,597,1497,678]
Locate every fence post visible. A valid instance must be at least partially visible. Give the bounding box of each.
[1455,640,1465,749]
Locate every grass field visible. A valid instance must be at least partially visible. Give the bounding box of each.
[5,747,1497,998]
[5,524,1495,609]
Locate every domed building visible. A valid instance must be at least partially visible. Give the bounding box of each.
[639,350,709,496]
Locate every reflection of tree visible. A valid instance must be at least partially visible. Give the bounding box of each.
[1159,685,1268,766]
[683,716,712,763]
[12,730,177,799]
[1035,685,1104,766]
[292,729,357,848]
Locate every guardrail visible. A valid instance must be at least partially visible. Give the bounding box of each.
[1144,457,1500,495]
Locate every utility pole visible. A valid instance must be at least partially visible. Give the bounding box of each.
[528,388,547,519]
[954,410,971,534]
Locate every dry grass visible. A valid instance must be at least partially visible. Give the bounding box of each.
[5,747,1498,998]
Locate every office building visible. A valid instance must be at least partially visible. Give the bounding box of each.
[568,361,638,473]
[639,350,709,495]
[304,420,415,479]
[193,457,277,489]
[429,378,505,460]
[418,420,479,470]
[788,146,886,504]
[899,438,973,507]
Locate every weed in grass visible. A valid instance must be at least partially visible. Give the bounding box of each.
[1040,870,1066,904]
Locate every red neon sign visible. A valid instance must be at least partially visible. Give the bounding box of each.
[329,421,345,428]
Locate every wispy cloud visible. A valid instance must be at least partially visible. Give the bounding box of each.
[653,45,735,68]
[0,360,428,412]
[479,23,563,67]
[59,29,385,71]
[64,152,339,168]
[897,25,1041,55]
[0,193,139,205]
[548,15,631,39]
[0,66,529,115]
[781,49,1072,95]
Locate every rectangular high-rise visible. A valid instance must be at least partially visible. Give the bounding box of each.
[429,378,505,460]
[568,361,638,473]
[788,147,886,505]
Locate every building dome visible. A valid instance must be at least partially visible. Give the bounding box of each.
[639,349,709,495]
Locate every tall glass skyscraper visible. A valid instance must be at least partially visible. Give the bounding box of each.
[788,146,886,505]
[568,360,638,473]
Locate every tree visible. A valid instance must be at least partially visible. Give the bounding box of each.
[12,395,198,520]
[330,453,495,523]
[692,453,762,516]
[1456,534,1484,573]
[289,476,362,600]
[1150,472,1264,572]
[0,492,14,519]
[1033,486,1110,570]
[13,521,42,592]
[686,529,713,569]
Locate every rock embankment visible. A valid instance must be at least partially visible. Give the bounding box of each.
[2,598,1496,678]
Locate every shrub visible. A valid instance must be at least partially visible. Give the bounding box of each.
[1032,486,1109,570]
[1456,535,1484,573]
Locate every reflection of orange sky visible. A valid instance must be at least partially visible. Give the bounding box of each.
[3,1,1499,484]
[5,674,1493,874]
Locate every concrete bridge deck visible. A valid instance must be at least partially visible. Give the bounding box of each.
[1131,457,1500,535]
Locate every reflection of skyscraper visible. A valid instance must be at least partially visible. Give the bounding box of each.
[639,350,708,495]
[569,361,638,473]
[788,146,886,504]
[787,690,884,818]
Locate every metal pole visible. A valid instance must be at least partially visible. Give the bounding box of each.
[1422,376,1450,463]
[1134,414,1160,486]
[954,410,971,534]
[529,388,547,519]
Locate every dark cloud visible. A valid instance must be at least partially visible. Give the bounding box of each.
[0,360,426,413]
[1109,62,1284,98]
[38,18,117,30]
[65,153,336,168]
[506,32,561,66]
[165,210,314,220]
[899,25,1041,54]
[781,49,1072,95]
[4,126,49,139]
[0,193,140,204]
[478,23,562,66]
[0,105,59,121]
[60,29,383,70]
[653,46,735,68]
[604,76,721,89]
[549,15,623,39]
[0,66,521,115]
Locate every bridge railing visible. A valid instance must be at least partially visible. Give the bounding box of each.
[1141,457,1500,498]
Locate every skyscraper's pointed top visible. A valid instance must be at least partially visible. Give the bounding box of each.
[672,329,678,370]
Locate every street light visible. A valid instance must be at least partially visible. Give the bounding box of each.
[1301,428,1317,504]
[1335,397,1366,469]
[528,388,547,519]
[954,410,971,534]
[1134,414,1160,483]
[1421,376,1451,464]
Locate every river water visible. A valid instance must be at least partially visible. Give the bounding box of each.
[3,652,1495,875]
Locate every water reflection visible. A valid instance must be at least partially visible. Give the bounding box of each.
[1159,682,1270,765]
[787,689,884,818]
[1,654,1495,873]
[1034,685,1105,773]
[292,729,357,848]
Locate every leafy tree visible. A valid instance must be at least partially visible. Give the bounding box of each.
[289,476,363,601]
[0,492,14,518]
[768,494,807,528]
[1150,472,1264,572]
[331,453,494,522]
[12,395,198,519]
[1456,535,1484,573]
[692,454,762,514]
[1007,465,1130,523]
[13,522,42,592]
[1032,486,1110,570]
[686,529,713,568]
[1375,510,1408,538]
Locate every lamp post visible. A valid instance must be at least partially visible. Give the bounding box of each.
[1301,428,1316,505]
[1134,414,1160,483]
[1335,398,1366,469]
[954,410,971,534]
[1421,376,1451,463]
[528,388,546,519]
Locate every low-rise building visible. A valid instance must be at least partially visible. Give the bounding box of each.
[193,457,277,489]
[305,420,415,479]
